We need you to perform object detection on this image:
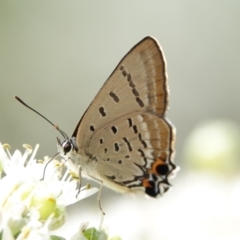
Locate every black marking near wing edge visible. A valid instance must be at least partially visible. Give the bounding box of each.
[138,149,147,165]
[123,137,132,151]
[127,73,131,82]
[129,81,136,88]
[138,133,147,148]
[122,69,127,76]
[132,88,139,96]
[120,66,146,109]
[136,97,144,107]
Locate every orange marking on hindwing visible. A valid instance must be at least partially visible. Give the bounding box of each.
[142,178,152,188]
[149,158,166,175]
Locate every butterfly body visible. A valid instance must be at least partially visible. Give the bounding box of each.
[58,36,177,198]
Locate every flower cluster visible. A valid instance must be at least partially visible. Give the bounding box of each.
[0,143,99,240]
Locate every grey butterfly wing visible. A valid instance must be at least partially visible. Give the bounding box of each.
[73,36,176,197]
[87,112,176,196]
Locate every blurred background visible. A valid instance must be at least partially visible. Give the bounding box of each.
[0,1,240,239]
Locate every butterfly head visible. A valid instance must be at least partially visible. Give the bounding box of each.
[57,137,78,158]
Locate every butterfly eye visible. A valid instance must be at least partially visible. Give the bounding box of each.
[63,141,72,154]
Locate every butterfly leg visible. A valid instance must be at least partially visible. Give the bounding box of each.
[41,152,60,180]
[87,173,105,229]
[76,166,82,197]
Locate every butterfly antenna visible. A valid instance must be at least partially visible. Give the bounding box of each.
[14,96,69,139]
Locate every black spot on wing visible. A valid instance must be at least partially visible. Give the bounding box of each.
[109,91,119,103]
[111,126,117,134]
[128,118,133,127]
[99,107,106,117]
[114,142,120,152]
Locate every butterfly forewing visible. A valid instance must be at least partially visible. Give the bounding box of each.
[74,37,168,146]
[72,36,176,197]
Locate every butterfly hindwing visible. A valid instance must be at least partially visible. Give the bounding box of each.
[86,112,176,196]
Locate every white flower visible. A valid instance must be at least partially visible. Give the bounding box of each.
[0,143,98,240]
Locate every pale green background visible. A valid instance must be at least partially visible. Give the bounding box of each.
[0,1,240,240]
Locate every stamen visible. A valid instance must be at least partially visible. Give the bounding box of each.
[3,143,11,158]
[27,144,39,164]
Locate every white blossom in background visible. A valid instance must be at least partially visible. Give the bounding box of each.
[0,143,98,240]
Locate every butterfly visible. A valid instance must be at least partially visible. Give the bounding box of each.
[57,36,177,199]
